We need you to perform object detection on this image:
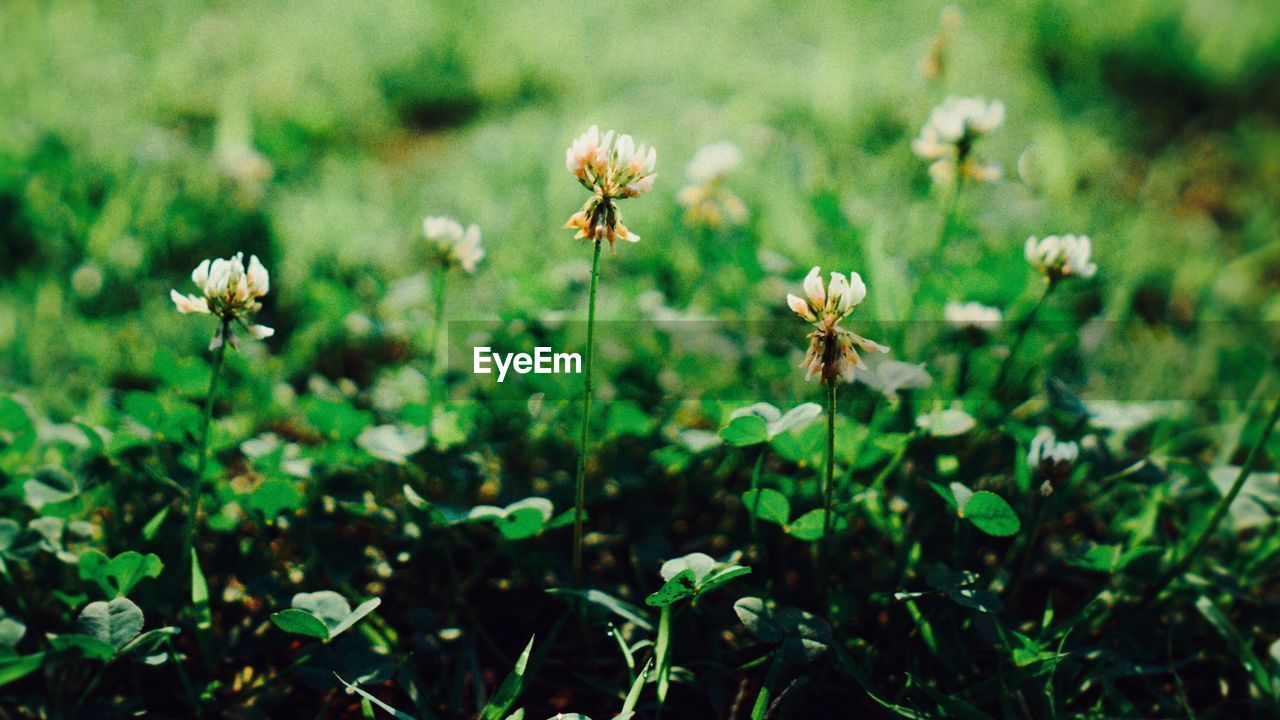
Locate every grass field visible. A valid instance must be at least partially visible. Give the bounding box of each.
[2,1,1280,718]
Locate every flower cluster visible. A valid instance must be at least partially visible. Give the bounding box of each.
[1024,234,1097,282]
[945,300,1002,332]
[912,96,1004,185]
[564,125,657,246]
[787,266,889,383]
[1028,427,1079,494]
[677,142,747,228]
[423,216,484,274]
[171,252,273,349]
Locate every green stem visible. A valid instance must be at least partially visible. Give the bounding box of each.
[655,604,672,712]
[749,449,765,541]
[429,264,448,382]
[991,280,1054,401]
[182,317,230,593]
[821,378,837,605]
[572,239,603,585]
[1141,391,1280,606]
[901,176,963,348]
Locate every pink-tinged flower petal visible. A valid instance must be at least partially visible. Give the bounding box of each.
[248,324,274,339]
[171,289,210,314]
[846,272,867,309]
[247,255,269,296]
[787,293,815,322]
[803,266,825,309]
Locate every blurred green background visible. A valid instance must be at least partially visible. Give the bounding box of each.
[2,0,1279,415]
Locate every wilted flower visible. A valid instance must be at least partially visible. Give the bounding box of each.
[1024,234,1097,281]
[945,300,1002,332]
[423,216,484,273]
[564,125,656,246]
[919,6,963,80]
[787,266,889,383]
[1028,427,1079,493]
[678,142,747,228]
[171,252,273,349]
[912,96,1004,185]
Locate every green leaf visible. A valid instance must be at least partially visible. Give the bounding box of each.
[278,591,380,642]
[357,424,427,465]
[122,391,165,431]
[699,565,752,595]
[0,397,36,456]
[959,491,1021,537]
[0,615,26,648]
[109,551,164,596]
[247,479,304,518]
[767,403,823,437]
[1195,596,1273,699]
[330,598,382,639]
[335,674,418,719]
[645,569,697,608]
[191,549,212,634]
[76,598,144,650]
[50,634,117,661]
[481,635,535,720]
[742,489,790,526]
[721,415,769,447]
[0,652,43,687]
[621,657,652,717]
[293,590,351,632]
[915,407,976,437]
[734,597,783,644]
[23,468,80,510]
[271,609,331,640]
[787,509,842,542]
[607,401,657,437]
[546,589,652,631]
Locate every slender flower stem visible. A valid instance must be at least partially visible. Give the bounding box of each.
[902,177,963,349]
[991,280,1054,400]
[429,264,448,377]
[820,378,837,604]
[1139,391,1280,607]
[572,239,603,585]
[182,316,230,587]
[749,449,765,541]
[427,264,449,411]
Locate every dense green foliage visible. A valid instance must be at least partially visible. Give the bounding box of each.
[2,1,1280,718]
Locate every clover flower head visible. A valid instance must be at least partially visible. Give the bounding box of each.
[685,142,742,185]
[787,266,888,383]
[678,142,746,228]
[171,252,273,350]
[1028,427,1079,491]
[913,96,1004,185]
[1024,234,1097,281]
[945,300,1002,332]
[423,215,484,274]
[919,6,963,80]
[564,125,657,246]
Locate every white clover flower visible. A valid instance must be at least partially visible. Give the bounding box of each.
[685,142,741,185]
[1028,427,1079,489]
[170,251,273,350]
[945,300,1002,332]
[787,266,888,383]
[912,96,1004,185]
[678,142,747,228]
[564,125,656,246]
[1024,234,1097,281]
[423,215,484,274]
